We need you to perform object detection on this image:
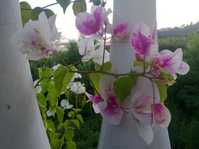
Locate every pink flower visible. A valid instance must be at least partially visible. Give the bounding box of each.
[102,95,123,125]
[87,91,123,125]
[86,93,107,114]
[76,7,105,36]
[152,48,190,76]
[151,104,171,127]
[130,24,154,60]
[112,22,129,40]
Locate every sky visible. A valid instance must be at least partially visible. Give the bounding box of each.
[20,0,199,39]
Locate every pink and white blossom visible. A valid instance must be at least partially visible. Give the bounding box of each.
[151,103,171,127]
[13,12,60,60]
[130,24,155,60]
[151,48,190,76]
[76,6,105,36]
[78,38,110,65]
[112,22,129,40]
[86,93,107,114]
[87,91,123,125]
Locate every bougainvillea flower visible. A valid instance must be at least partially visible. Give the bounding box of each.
[130,24,155,60]
[101,94,124,125]
[13,12,60,60]
[151,103,171,127]
[152,48,190,76]
[112,22,129,40]
[76,6,105,36]
[78,38,110,64]
[87,93,123,125]
[86,93,107,114]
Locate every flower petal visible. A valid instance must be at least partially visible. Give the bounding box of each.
[177,62,190,75]
[152,104,171,128]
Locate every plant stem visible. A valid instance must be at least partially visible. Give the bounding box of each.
[101,23,107,70]
[42,2,58,9]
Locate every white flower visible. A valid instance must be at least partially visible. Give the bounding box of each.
[78,37,110,65]
[52,64,61,70]
[35,86,42,93]
[60,99,73,110]
[46,109,55,117]
[13,12,60,60]
[68,82,86,94]
[71,73,82,81]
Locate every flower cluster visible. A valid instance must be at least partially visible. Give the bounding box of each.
[14,5,190,145]
[75,6,190,144]
[13,12,60,60]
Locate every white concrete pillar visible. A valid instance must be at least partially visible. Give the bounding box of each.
[98,0,171,149]
[0,0,51,149]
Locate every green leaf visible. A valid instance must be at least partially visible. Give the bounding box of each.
[56,0,71,13]
[31,7,55,20]
[156,81,168,102]
[113,76,136,102]
[47,81,58,110]
[72,0,87,15]
[20,2,32,26]
[89,73,101,92]
[54,65,66,93]
[159,68,175,82]
[38,67,53,79]
[90,0,101,5]
[47,120,56,132]
[76,114,84,124]
[37,93,47,109]
[67,141,76,149]
[71,119,80,129]
[65,129,74,141]
[56,107,65,123]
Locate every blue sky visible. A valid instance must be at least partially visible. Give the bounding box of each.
[20,0,199,39]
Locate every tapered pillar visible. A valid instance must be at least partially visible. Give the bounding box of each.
[0,0,51,149]
[98,0,171,149]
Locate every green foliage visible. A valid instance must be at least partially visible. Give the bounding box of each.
[20,1,55,25]
[20,2,32,26]
[56,0,71,13]
[113,75,136,102]
[31,7,55,20]
[36,64,86,149]
[72,0,87,15]
[156,81,168,103]
[90,0,101,6]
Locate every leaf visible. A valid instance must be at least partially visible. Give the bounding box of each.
[37,93,47,109]
[113,76,136,102]
[20,2,32,26]
[67,141,76,149]
[72,0,87,15]
[31,7,55,20]
[90,0,101,6]
[38,67,53,79]
[65,129,74,141]
[47,81,58,110]
[54,65,66,93]
[56,107,65,123]
[47,120,56,132]
[159,68,175,82]
[56,0,71,13]
[89,73,101,92]
[71,119,80,129]
[76,114,84,124]
[156,81,168,103]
